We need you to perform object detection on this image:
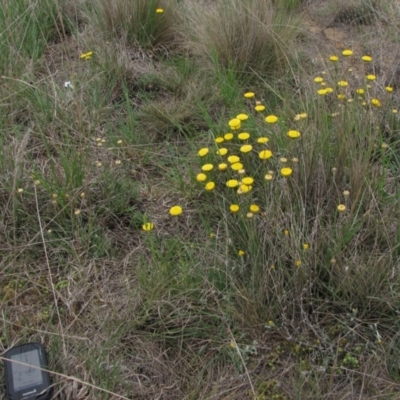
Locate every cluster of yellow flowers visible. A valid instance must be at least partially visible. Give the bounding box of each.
[187,92,309,253]
[142,49,396,236]
[316,50,395,109]
[80,51,93,61]
[194,92,303,204]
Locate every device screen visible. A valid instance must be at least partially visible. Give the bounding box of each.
[10,349,43,391]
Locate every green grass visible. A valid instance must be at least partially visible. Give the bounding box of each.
[1,0,400,399]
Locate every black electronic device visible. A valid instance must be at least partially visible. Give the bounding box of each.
[3,342,51,400]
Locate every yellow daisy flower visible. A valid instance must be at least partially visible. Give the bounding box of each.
[240,145,252,153]
[259,150,272,160]
[198,148,209,157]
[230,204,240,213]
[265,115,278,124]
[280,167,293,177]
[142,222,154,231]
[196,173,207,182]
[244,92,255,98]
[202,164,214,172]
[287,130,301,139]
[226,179,239,188]
[169,206,183,216]
[238,132,250,140]
[205,182,215,191]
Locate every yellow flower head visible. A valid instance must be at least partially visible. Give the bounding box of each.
[314,77,324,83]
[280,167,293,177]
[228,155,240,163]
[237,113,249,121]
[264,173,273,181]
[224,133,234,141]
[239,184,252,193]
[362,55,372,62]
[287,130,301,139]
[241,177,254,185]
[80,51,93,60]
[169,206,183,216]
[198,148,209,157]
[238,250,245,256]
[257,137,269,143]
[196,173,207,182]
[338,80,348,87]
[156,8,164,13]
[230,204,240,213]
[216,148,228,156]
[228,118,241,128]
[366,74,376,81]
[386,86,394,93]
[295,260,302,267]
[226,179,239,188]
[337,204,346,213]
[215,137,224,144]
[329,55,339,61]
[142,222,154,231]
[356,88,365,95]
[231,162,244,171]
[202,164,214,172]
[342,49,353,56]
[205,182,215,191]
[249,204,260,213]
[238,132,250,140]
[218,163,228,171]
[240,145,252,153]
[371,98,381,107]
[265,115,278,124]
[337,94,346,100]
[259,150,272,160]
[244,92,255,98]
[294,113,307,121]
[303,243,309,250]
[255,105,266,112]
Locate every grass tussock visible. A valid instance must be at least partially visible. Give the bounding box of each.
[185,0,301,80]
[329,0,381,26]
[88,0,182,49]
